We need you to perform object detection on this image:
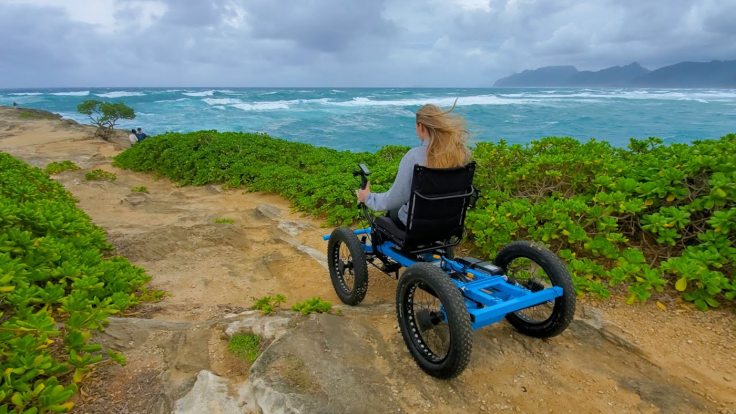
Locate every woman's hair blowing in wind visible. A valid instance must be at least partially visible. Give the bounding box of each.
[416,99,470,168]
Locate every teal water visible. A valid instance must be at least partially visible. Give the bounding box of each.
[2,88,735,152]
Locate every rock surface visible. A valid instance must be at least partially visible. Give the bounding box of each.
[88,308,715,414]
[174,371,241,414]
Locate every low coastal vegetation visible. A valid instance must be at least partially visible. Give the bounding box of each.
[252,294,287,315]
[18,110,57,121]
[291,297,333,315]
[43,161,80,175]
[113,131,736,310]
[84,169,116,182]
[130,186,149,193]
[228,333,263,364]
[0,153,150,412]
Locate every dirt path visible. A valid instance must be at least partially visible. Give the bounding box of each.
[1,107,734,414]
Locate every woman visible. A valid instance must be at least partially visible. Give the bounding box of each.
[357,101,470,229]
[128,129,138,147]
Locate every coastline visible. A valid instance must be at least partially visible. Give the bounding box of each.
[4,87,735,151]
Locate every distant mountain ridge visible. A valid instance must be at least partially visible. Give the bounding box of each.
[494,60,736,87]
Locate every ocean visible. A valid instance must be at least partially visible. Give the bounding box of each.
[2,88,735,152]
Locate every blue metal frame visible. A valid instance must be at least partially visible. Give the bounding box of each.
[324,227,564,330]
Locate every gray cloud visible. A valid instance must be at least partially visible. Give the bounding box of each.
[1,0,735,87]
[245,0,395,54]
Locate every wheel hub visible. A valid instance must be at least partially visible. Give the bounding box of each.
[524,279,545,292]
[338,260,353,274]
[416,309,444,332]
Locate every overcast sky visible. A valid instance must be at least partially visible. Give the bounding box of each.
[1,0,735,88]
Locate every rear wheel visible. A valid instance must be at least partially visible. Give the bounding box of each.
[494,241,575,338]
[396,263,472,379]
[327,227,368,305]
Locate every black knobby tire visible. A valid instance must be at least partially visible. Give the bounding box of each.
[327,227,369,306]
[396,263,473,379]
[494,241,576,338]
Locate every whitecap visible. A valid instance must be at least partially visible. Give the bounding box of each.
[202,98,242,105]
[151,89,184,94]
[182,90,215,97]
[330,95,542,107]
[498,90,736,102]
[391,108,416,118]
[10,92,44,96]
[232,102,289,111]
[95,91,145,98]
[154,98,189,103]
[50,91,90,96]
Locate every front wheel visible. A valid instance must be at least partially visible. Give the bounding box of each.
[327,227,369,305]
[494,241,576,338]
[396,263,472,379]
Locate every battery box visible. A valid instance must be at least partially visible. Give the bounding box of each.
[455,257,505,276]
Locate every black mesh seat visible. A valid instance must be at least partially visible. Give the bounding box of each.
[374,162,476,254]
[374,216,406,240]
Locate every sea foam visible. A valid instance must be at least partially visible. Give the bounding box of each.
[182,90,215,97]
[95,91,145,98]
[50,91,90,96]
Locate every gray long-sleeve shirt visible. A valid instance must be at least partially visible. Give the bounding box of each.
[365,140,428,225]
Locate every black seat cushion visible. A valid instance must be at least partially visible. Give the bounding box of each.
[374,216,406,242]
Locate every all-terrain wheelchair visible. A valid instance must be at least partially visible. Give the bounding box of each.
[323,162,575,379]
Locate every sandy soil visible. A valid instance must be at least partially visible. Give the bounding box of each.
[1,106,734,414]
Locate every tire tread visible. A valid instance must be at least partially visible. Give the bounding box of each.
[396,263,472,379]
[327,227,369,306]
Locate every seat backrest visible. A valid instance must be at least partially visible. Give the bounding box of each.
[404,162,476,250]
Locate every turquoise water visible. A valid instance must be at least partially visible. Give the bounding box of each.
[2,88,735,152]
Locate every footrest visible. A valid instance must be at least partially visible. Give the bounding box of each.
[380,261,402,273]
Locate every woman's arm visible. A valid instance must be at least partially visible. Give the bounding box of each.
[364,148,421,212]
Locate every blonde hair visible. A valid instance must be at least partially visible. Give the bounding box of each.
[416,100,470,169]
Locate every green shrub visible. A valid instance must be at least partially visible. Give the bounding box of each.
[130,186,148,193]
[466,135,736,309]
[113,131,407,226]
[214,218,234,224]
[0,151,150,413]
[18,110,56,120]
[228,333,262,363]
[292,297,332,315]
[84,169,116,181]
[138,285,167,302]
[44,161,80,175]
[113,131,736,310]
[252,294,286,314]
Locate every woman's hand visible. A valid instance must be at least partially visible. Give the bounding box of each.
[357,182,371,203]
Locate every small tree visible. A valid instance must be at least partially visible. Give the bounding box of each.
[77,100,136,140]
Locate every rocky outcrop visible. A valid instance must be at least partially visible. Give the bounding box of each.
[84,307,715,414]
